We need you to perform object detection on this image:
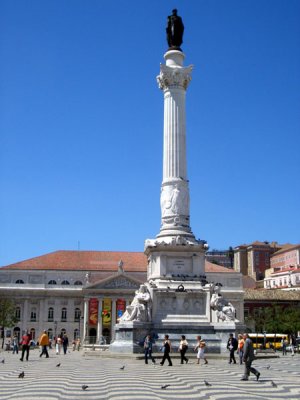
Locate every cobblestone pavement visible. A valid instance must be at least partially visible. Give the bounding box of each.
[0,348,299,400]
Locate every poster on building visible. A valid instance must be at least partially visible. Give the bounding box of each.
[102,298,111,324]
[116,299,126,321]
[89,298,98,325]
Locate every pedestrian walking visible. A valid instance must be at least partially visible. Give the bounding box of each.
[160,335,172,366]
[281,336,287,355]
[55,334,62,355]
[241,333,260,381]
[39,330,49,358]
[12,335,19,354]
[63,334,69,355]
[227,333,238,364]
[20,330,32,362]
[144,334,156,364]
[194,335,208,365]
[178,335,189,364]
[238,334,245,365]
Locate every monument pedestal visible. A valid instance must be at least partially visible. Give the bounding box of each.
[110,321,153,354]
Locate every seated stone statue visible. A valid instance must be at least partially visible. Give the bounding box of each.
[119,284,152,322]
[210,284,236,322]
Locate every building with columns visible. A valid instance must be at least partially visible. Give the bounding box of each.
[0,250,240,345]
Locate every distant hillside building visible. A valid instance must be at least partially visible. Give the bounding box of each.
[264,244,300,290]
[234,241,287,280]
[206,248,234,269]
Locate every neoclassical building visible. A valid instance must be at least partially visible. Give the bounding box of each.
[0,250,244,344]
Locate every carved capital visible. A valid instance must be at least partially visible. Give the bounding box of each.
[157,64,193,90]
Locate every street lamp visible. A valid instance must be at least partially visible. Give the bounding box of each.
[54,321,57,338]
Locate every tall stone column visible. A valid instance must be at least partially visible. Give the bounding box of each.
[83,298,89,342]
[111,299,117,341]
[156,50,195,241]
[96,298,103,343]
[22,299,28,334]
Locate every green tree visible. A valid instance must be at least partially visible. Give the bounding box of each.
[250,304,300,335]
[0,299,18,349]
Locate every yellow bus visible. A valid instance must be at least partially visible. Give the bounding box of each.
[248,333,286,350]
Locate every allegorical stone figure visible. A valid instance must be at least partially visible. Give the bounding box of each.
[166,9,184,50]
[210,284,236,322]
[119,284,152,322]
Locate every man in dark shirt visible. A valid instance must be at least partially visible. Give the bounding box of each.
[227,333,238,364]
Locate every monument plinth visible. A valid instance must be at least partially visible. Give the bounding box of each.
[110,10,244,354]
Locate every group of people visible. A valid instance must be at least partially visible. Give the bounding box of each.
[143,332,260,382]
[227,333,260,381]
[143,334,208,366]
[10,330,74,361]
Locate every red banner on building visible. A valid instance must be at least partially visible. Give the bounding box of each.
[116,299,126,321]
[89,298,98,325]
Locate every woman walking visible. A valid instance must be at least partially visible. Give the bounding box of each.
[144,334,156,364]
[194,335,208,365]
[160,335,172,366]
[178,335,189,364]
[238,334,245,364]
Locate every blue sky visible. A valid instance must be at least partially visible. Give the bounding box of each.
[1,0,299,266]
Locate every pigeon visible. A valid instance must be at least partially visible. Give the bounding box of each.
[56,363,61,367]
[1,359,5,364]
[266,365,270,369]
[18,371,25,378]
[82,385,88,391]
[161,384,170,389]
[120,365,125,370]
[204,380,212,387]
[271,381,277,388]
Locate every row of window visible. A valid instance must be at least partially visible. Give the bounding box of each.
[15,307,82,323]
[15,280,83,285]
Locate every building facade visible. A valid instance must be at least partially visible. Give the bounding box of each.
[0,250,243,345]
[206,248,234,269]
[264,244,300,290]
[234,241,285,280]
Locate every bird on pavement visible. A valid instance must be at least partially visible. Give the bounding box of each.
[271,381,277,388]
[204,380,212,387]
[266,365,270,369]
[82,385,89,391]
[161,384,170,389]
[18,371,25,378]
[120,365,125,370]
[56,363,61,367]
[1,359,5,364]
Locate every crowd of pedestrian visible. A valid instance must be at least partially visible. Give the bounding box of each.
[3,329,78,362]
[141,332,264,381]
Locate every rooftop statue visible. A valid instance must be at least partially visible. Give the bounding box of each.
[166,9,184,51]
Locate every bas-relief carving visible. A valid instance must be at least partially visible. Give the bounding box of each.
[99,277,140,290]
[156,294,205,317]
[157,64,193,90]
[160,183,189,219]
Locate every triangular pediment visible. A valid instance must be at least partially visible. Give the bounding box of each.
[85,273,142,290]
